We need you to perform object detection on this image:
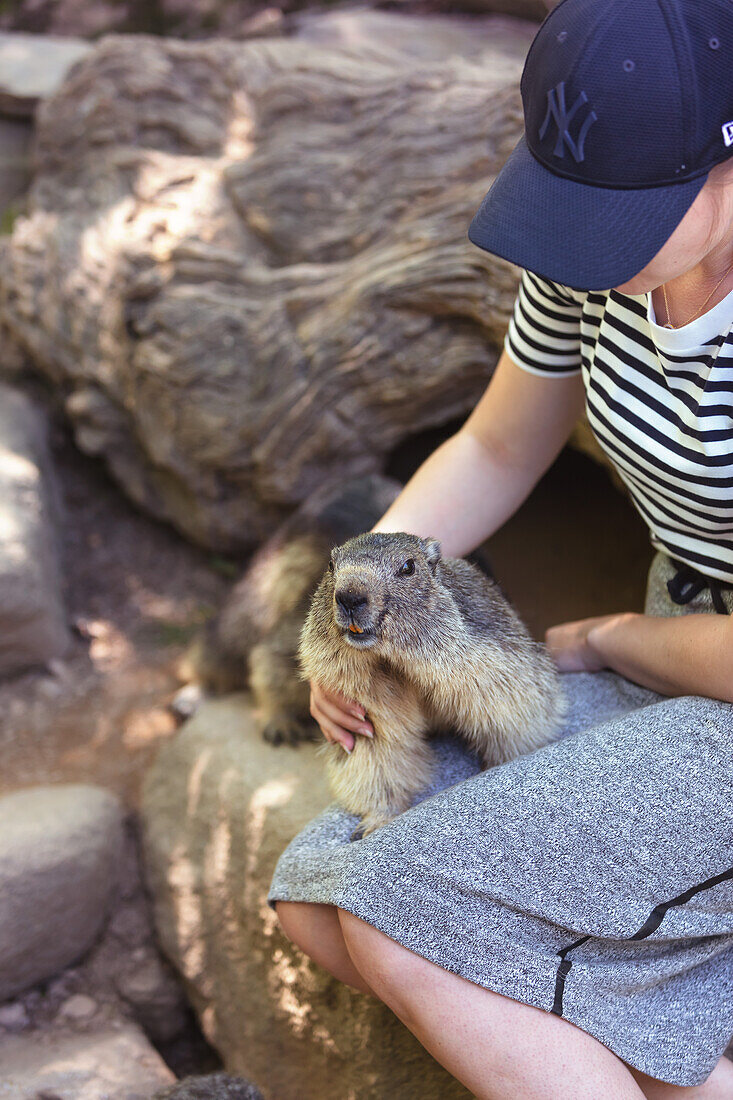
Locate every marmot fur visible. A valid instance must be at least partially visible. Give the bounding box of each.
[178,474,403,744]
[179,474,496,746]
[299,531,566,838]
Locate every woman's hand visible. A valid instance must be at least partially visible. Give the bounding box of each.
[309,680,374,753]
[544,613,622,672]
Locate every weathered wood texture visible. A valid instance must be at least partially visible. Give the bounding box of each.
[0,20,524,549]
[0,0,557,40]
[1,14,609,551]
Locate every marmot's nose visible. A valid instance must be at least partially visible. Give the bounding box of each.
[335,587,369,615]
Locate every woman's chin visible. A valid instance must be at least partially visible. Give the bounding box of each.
[613,277,649,295]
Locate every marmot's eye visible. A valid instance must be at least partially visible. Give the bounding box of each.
[398,558,415,577]
[328,559,335,573]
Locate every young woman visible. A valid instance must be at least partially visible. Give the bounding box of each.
[268,2,733,1095]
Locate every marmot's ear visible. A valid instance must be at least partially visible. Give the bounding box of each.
[424,537,442,573]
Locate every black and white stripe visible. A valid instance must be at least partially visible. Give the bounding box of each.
[504,268,733,583]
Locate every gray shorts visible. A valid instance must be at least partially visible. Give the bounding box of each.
[267,550,733,1086]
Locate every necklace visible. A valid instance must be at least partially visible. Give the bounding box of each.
[661,258,733,329]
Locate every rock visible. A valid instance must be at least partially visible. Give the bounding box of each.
[0,31,92,117]
[0,784,124,1000]
[0,21,538,553]
[46,656,73,680]
[0,1022,175,1098]
[115,952,189,1044]
[109,904,151,948]
[153,1073,263,1099]
[170,682,205,722]
[0,816,191,1051]
[0,383,70,676]
[141,696,473,1100]
[0,1001,29,1031]
[0,118,32,218]
[57,993,98,1021]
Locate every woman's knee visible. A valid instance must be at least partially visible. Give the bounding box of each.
[628,1053,733,1099]
[275,901,378,996]
[274,900,335,953]
[336,907,429,1007]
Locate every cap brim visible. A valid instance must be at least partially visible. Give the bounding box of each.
[467,134,709,292]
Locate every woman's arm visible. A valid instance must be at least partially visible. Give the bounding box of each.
[313,347,586,751]
[595,612,733,702]
[370,347,586,555]
[546,611,733,704]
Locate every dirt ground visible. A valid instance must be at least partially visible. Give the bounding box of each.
[0,391,652,813]
[0,383,233,807]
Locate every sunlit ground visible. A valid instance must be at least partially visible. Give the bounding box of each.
[0,406,232,807]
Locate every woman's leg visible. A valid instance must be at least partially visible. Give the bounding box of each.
[274,900,377,996]
[628,1058,733,1099]
[337,908,733,1100]
[271,686,733,1098]
[275,901,733,1100]
[276,901,645,1097]
[336,906,646,1100]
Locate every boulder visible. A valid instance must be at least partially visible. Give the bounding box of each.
[154,1074,263,1099]
[0,784,124,999]
[1,19,541,552]
[0,30,91,116]
[0,1022,175,1098]
[140,695,473,1100]
[0,382,70,676]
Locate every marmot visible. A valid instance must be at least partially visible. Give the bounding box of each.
[177,474,404,743]
[178,474,497,746]
[299,531,566,839]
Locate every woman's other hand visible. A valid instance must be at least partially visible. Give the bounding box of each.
[309,681,374,753]
[544,613,622,672]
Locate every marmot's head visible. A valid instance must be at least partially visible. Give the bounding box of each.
[315,531,445,653]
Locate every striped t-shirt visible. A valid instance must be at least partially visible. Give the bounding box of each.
[504,268,733,584]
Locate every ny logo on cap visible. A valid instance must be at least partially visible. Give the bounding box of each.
[539,82,598,163]
[723,121,733,147]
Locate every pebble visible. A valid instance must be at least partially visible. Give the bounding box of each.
[0,1002,29,1031]
[170,682,204,720]
[46,657,72,681]
[58,993,98,1021]
[117,958,165,1003]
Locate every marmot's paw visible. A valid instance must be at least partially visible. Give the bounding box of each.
[351,812,395,840]
[260,714,320,746]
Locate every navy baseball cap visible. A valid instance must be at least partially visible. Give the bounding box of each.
[467,0,733,292]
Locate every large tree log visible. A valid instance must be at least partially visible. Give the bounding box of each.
[1,15,610,551]
[0,0,557,40]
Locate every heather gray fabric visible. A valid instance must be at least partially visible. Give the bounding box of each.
[267,549,733,1087]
